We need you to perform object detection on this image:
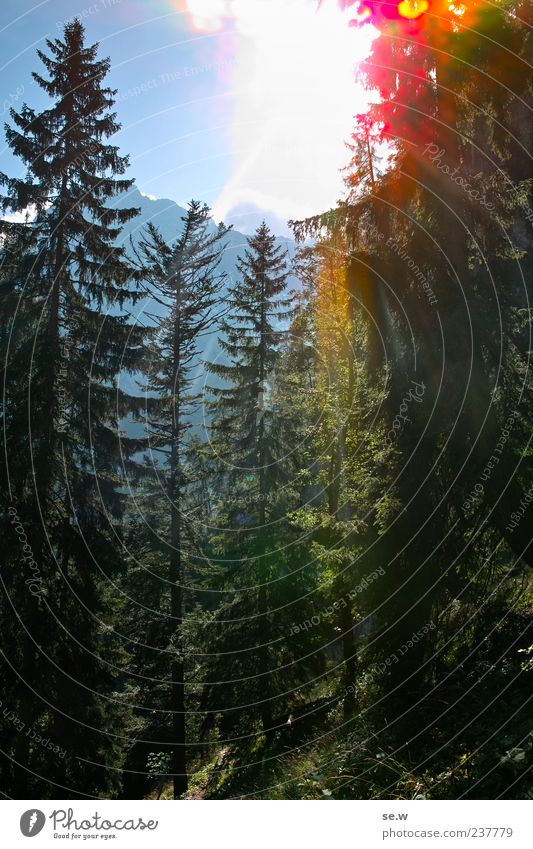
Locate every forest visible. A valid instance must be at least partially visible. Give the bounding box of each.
[0,0,532,801]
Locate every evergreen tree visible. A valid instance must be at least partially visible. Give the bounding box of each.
[291,0,533,719]
[204,223,295,735]
[287,3,533,777]
[0,20,144,797]
[130,202,231,798]
[342,112,384,201]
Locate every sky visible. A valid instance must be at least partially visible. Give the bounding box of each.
[0,0,377,235]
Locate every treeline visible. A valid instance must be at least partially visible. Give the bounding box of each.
[1,4,532,801]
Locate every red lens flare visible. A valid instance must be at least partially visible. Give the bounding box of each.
[397,0,429,18]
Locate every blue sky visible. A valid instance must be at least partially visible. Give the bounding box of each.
[1,0,235,208]
[0,0,375,234]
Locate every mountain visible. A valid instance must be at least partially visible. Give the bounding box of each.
[113,187,297,436]
[115,186,296,290]
[221,201,295,239]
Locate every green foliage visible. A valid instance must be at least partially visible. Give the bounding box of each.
[1,3,531,802]
[0,19,144,798]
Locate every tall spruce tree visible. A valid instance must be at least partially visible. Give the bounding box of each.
[204,223,295,735]
[131,203,230,798]
[347,0,533,719]
[289,1,533,769]
[0,20,145,797]
[291,0,533,720]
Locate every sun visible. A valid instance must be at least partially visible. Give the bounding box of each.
[178,0,378,224]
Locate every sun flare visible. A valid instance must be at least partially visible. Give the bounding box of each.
[178,0,377,225]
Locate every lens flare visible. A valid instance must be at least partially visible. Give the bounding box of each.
[184,0,230,30]
[448,2,466,16]
[178,0,378,224]
[397,0,430,19]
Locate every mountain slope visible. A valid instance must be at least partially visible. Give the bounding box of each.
[114,187,297,433]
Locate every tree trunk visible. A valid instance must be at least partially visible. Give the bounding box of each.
[257,270,272,735]
[170,279,187,799]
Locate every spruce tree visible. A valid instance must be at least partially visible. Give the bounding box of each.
[204,223,295,735]
[131,202,230,798]
[0,20,144,797]
[292,1,533,723]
